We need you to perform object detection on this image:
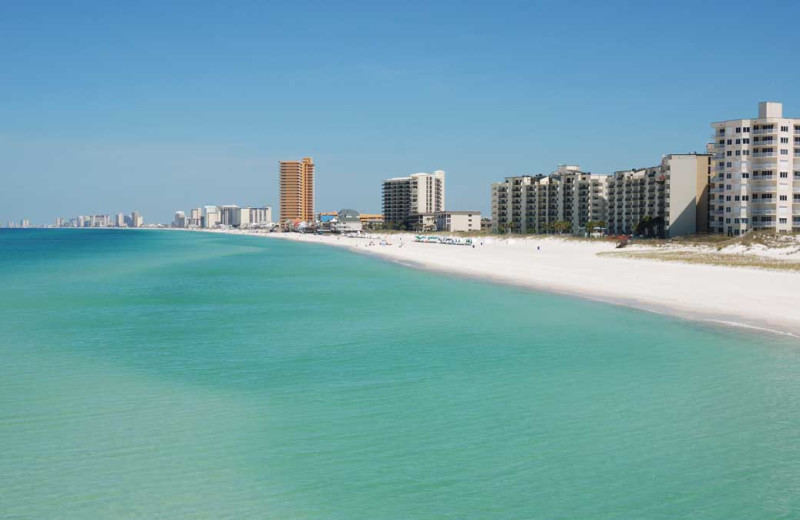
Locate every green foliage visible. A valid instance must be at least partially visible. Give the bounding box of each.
[552,220,572,234]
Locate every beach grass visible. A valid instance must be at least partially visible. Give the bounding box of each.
[599,250,800,272]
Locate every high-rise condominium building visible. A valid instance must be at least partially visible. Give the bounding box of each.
[203,205,220,229]
[246,206,273,227]
[382,170,445,226]
[219,205,240,227]
[130,211,143,228]
[188,208,202,228]
[173,211,187,228]
[279,157,315,222]
[709,101,800,235]
[607,154,710,237]
[491,165,607,234]
[232,207,267,228]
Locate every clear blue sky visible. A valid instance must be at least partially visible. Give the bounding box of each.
[2,0,799,224]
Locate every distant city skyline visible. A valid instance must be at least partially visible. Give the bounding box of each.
[2,1,800,224]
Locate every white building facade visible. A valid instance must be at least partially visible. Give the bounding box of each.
[607,154,709,237]
[710,101,800,235]
[382,170,445,227]
[435,211,481,232]
[491,165,608,234]
[203,206,221,228]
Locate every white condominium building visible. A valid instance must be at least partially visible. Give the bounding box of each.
[607,154,710,237]
[219,205,240,227]
[553,165,609,232]
[188,208,202,228]
[491,165,607,234]
[382,170,445,226]
[246,206,273,227]
[710,101,800,235]
[203,206,221,228]
[173,211,187,228]
[130,211,143,228]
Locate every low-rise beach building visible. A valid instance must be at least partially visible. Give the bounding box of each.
[435,211,481,232]
[407,213,437,232]
[332,209,363,233]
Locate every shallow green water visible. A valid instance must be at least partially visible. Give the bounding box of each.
[1,229,799,519]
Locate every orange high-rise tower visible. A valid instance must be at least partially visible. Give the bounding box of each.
[279,157,315,222]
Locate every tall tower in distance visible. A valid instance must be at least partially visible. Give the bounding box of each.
[280,157,315,222]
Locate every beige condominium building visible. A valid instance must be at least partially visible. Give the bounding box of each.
[607,154,710,237]
[491,165,607,234]
[435,211,481,232]
[382,170,445,226]
[710,101,800,235]
[280,157,315,222]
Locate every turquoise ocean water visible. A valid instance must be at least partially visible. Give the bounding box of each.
[1,229,799,519]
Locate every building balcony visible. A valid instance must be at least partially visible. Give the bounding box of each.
[752,127,777,135]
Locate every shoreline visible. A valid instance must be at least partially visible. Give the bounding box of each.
[179,228,800,338]
[262,231,800,339]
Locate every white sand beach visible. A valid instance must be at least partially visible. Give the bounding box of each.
[206,229,800,337]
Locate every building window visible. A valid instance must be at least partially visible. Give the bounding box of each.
[781,126,789,132]
[781,149,789,155]
[780,195,788,201]
[744,127,750,133]
[742,173,750,178]
[780,172,788,178]
[780,218,788,224]
[781,137,789,143]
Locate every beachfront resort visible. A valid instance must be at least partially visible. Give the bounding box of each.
[10,101,800,241]
[170,101,800,240]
